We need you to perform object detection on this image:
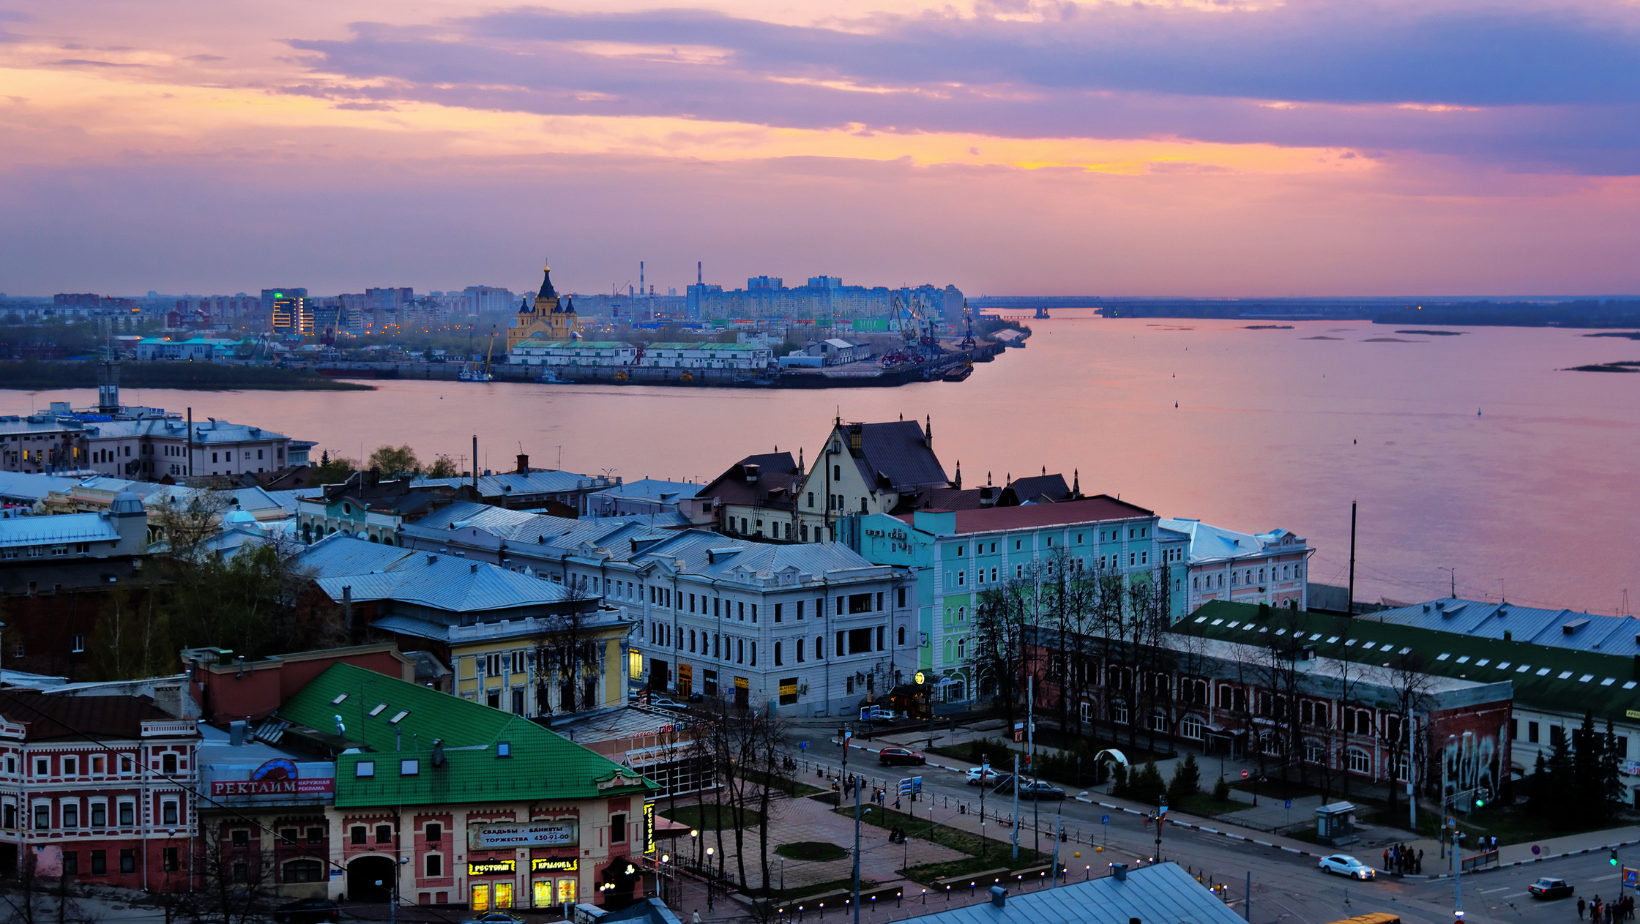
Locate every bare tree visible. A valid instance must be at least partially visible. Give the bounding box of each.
[1376,650,1435,813]
[532,582,603,716]
[186,829,278,924]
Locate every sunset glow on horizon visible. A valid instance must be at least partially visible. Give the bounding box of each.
[2,0,1638,296]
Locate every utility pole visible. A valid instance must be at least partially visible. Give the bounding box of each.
[1439,566,1456,599]
[853,779,862,924]
[1030,675,1040,856]
[1347,501,1357,615]
[1050,807,1062,888]
[1011,752,1020,859]
[1452,828,1465,923]
[1408,708,1417,832]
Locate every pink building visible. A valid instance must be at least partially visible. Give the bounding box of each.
[1159,519,1311,614]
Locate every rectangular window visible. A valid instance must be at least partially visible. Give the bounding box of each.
[426,822,443,842]
[308,826,325,844]
[162,753,177,775]
[163,848,178,871]
[774,603,782,623]
[351,826,367,845]
[63,757,77,775]
[426,854,444,877]
[63,852,78,875]
[121,849,135,873]
[119,802,134,826]
[162,801,178,825]
[63,803,78,828]
[34,805,49,829]
[1527,721,1538,743]
[610,813,627,843]
[897,588,906,608]
[376,824,393,844]
[847,628,872,654]
[91,851,106,875]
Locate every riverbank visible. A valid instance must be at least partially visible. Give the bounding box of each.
[0,361,374,391]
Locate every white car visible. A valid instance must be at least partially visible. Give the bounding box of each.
[966,766,1003,786]
[1318,855,1375,880]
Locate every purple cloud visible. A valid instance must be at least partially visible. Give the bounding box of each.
[281,2,1640,175]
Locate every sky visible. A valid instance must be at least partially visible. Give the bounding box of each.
[2,0,1638,297]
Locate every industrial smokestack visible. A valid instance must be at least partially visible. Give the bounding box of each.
[697,261,702,284]
[640,261,644,295]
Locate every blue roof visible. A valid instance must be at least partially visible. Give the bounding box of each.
[895,863,1244,924]
[1369,597,1640,656]
[0,512,121,548]
[591,478,703,501]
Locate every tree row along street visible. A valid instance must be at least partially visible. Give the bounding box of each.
[753,733,1635,924]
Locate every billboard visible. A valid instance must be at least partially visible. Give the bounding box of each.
[469,822,578,849]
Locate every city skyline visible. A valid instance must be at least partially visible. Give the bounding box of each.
[2,0,1638,296]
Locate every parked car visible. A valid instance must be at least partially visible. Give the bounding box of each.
[966,766,1003,786]
[461,914,526,924]
[878,747,927,766]
[649,696,689,711]
[1528,878,1574,899]
[870,710,902,725]
[273,900,342,924]
[1317,855,1376,880]
[1013,779,1066,800]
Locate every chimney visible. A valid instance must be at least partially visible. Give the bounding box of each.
[229,720,247,747]
[989,886,1007,908]
[1111,863,1127,881]
[516,453,529,474]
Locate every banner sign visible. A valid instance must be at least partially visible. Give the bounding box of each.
[643,803,656,855]
[532,858,579,873]
[211,759,334,796]
[470,822,578,849]
[468,859,516,876]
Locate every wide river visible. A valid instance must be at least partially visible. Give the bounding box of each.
[10,314,1639,613]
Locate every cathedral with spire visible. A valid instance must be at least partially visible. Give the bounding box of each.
[507,262,579,352]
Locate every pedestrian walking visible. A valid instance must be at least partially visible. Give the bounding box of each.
[1383,848,1391,872]
[693,912,702,923]
[1416,849,1424,874]
[1579,897,1586,920]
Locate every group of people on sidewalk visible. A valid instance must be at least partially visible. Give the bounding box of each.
[1382,843,1424,875]
[1579,894,1634,924]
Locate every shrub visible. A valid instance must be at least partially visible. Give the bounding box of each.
[1129,761,1167,806]
[1167,753,1202,804]
[1212,776,1231,802]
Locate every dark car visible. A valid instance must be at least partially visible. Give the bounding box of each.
[878,747,927,766]
[460,913,526,924]
[994,777,1063,799]
[274,899,342,924]
[1528,878,1574,899]
[649,696,689,712]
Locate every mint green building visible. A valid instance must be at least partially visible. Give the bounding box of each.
[844,496,1187,709]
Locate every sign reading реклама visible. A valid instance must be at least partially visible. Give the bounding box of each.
[468,821,578,848]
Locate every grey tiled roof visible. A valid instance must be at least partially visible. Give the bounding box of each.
[1370,597,1640,656]
[0,512,121,548]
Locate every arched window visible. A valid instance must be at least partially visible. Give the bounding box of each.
[1345,748,1372,774]
[1147,710,1169,733]
[1303,739,1328,765]
[1179,715,1206,740]
[284,859,323,883]
[815,636,823,660]
[774,642,782,666]
[897,626,906,646]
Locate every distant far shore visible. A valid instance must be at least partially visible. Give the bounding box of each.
[0,361,374,392]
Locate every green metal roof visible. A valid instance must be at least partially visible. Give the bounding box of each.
[644,342,765,350]
[279,663,656,808]
[1182,601,1640,722]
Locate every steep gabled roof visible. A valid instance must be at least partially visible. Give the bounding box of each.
[702,452,801,509]
[846,421,947,493]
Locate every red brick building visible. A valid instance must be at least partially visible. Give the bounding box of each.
[0,693,199,888]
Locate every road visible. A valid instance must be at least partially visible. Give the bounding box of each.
[783,735,1605,924]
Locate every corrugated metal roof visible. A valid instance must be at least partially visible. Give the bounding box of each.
[0,471,80,503]
[847,420,949,492]
[1371,598,1640,656]
[1186,601,1640,721]
[897,863,1243,924]
[294,532,417,576]
[278,662,653,807]
[0,512,121,548]
[307,537,576,612]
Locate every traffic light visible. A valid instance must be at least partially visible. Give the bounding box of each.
[1474,797,1485,808]
[1612,849,1619,866]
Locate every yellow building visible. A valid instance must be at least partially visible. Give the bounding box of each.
[507,264,579,351]
[450,615,630,718]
